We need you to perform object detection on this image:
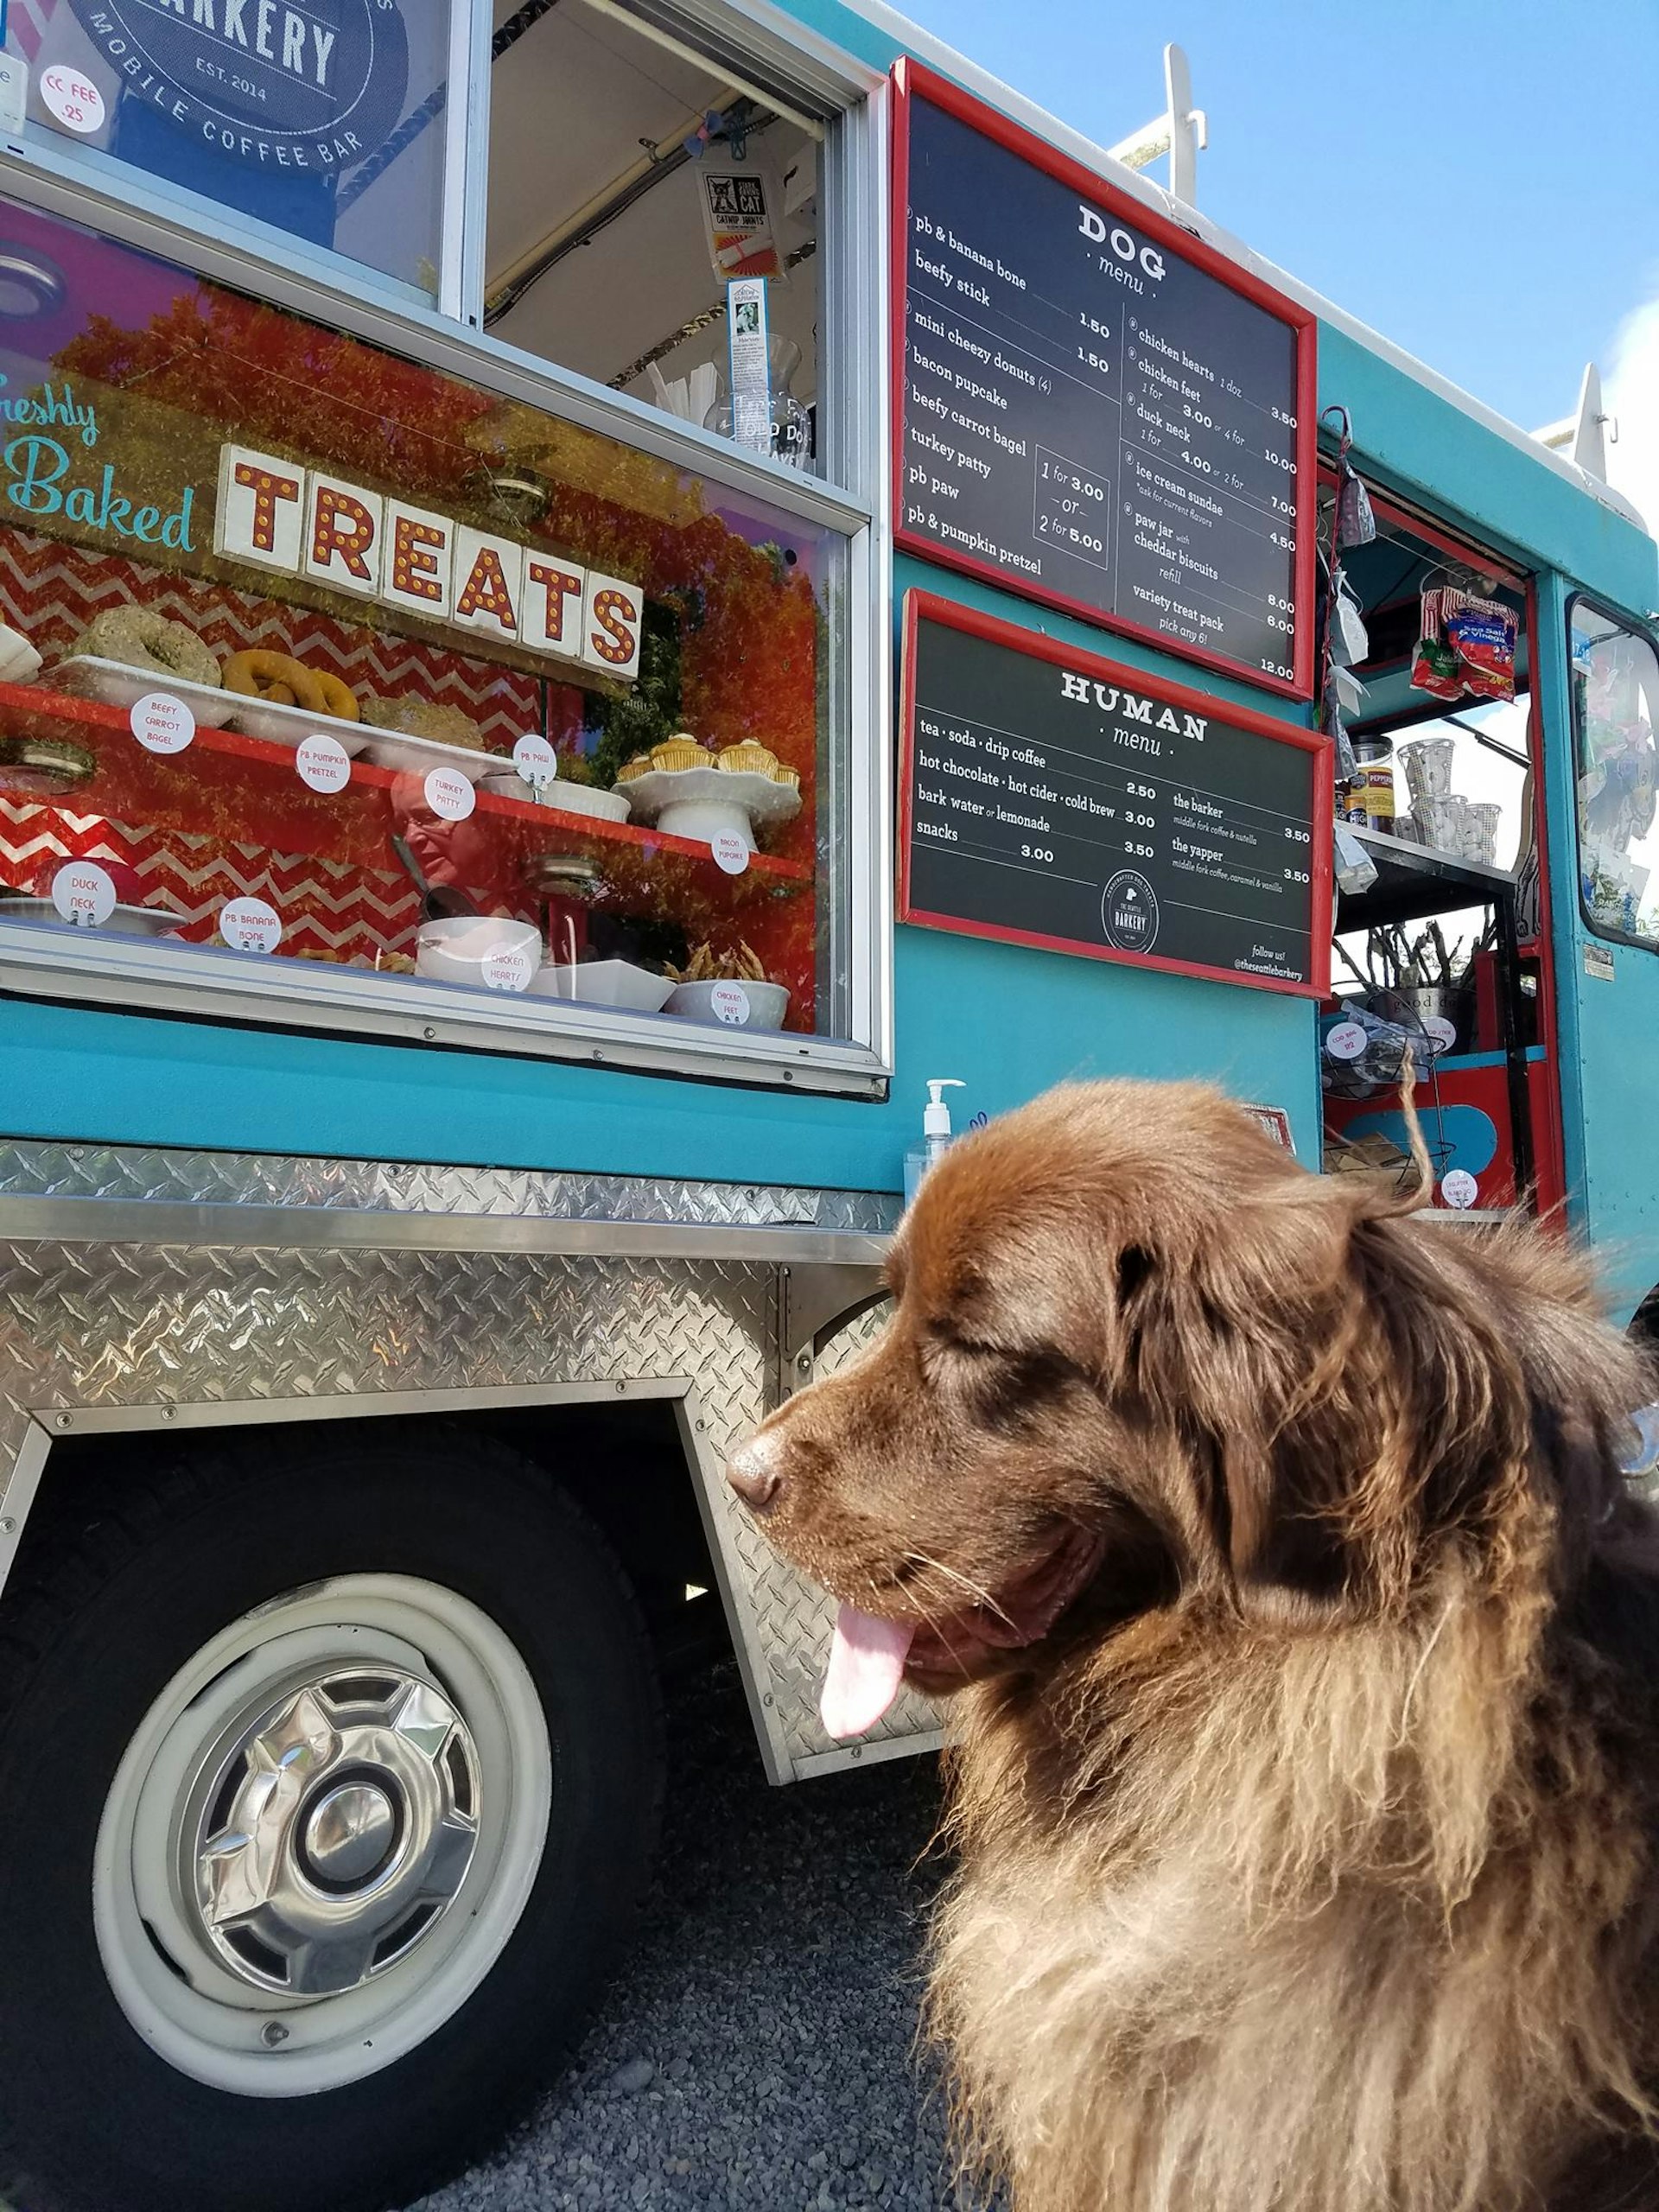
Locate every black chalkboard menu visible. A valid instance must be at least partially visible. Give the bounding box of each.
[893,62,1318,700]
[899,594,1332,997]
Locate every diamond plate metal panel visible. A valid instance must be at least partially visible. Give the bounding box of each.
[0,1143,901,1235]
[0,1227,936,1782]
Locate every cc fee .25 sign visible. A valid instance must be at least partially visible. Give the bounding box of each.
[899,593,1332,998]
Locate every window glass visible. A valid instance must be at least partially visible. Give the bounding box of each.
[485,1,824,475]
[1571,603,1659,947]
[0,194,848,1052]
[3,3,449,299]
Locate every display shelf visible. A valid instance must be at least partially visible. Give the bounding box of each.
[1338,825,1516,931]
[0,681,813,899]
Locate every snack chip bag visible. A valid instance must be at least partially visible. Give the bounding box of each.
[1441,590,1516,703]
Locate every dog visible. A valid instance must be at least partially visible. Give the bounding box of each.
[727,1078,1659,2212]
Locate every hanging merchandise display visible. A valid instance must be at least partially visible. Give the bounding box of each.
[697,156,787,282]
[1329,573,1370,667]
[1412,587,1518,703]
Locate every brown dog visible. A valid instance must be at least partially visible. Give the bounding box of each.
[728,1079,1659,2212]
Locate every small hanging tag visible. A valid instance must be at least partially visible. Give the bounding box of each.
[1331,575,1369,666]
[699,158,785,283]
[1337,466,1376,549]
[727,276,772,456]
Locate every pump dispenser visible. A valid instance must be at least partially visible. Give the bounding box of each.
[906,1077,965,1204]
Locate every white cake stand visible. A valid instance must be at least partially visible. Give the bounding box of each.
[613,765,800,855]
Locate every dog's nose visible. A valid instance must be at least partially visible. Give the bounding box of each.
[727,1435,782,1513]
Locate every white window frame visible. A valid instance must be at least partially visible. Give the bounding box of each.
[0,2,894,1096]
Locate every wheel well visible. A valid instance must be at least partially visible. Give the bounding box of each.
[18,1401,723,1654]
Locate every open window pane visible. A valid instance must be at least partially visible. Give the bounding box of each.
[3,3,452,299]
[486,0,823,474]
[1571,602,1659,948]
[0,193,852,1055]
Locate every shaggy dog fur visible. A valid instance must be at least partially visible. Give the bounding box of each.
[728,1079,1659,2212]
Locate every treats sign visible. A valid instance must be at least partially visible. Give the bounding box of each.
[213,445,644,683]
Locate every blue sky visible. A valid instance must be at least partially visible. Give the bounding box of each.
[893,0,1659,441]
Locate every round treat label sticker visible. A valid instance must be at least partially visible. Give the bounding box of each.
[41,66,105,134]
[219,897,282,956]
[512,734,558,788]
[130,691,195,755]
[481,940,536,994]
[423,766,475,822]
[296,734,352,794]
[1325,1020,1369,1062]
[1440,1168,1479,1211]
[709,980,751,1026]
[710,830,750,876]
[1422,1014,1458,1055]
[50,859,115,928]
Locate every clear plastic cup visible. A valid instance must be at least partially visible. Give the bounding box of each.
[1401,737,1455,800]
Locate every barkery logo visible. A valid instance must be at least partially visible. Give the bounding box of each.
[213,444,644,683]
[70,0,408,172]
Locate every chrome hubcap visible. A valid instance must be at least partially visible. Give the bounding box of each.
[187,1669,480,1997]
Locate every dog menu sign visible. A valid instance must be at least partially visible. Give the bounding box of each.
[899,594,1332,997]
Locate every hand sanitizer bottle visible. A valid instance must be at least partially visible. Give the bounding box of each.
[904,1078,964,1205]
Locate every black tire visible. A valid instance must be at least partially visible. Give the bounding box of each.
[0,1426,664,2212]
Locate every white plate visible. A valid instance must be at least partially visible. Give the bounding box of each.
[527,959,675,1012]
[52,657,235,729]
[614,765,800,829]
[0,897,183,938]
[478,773,632,823]
[359,727,508,784]
[220,688,373,755]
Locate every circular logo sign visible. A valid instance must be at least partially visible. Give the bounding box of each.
[130,691,195,755]
[1421,1014,1458,1056]
[709,980,751,1026]
[296,734,352,793]
[41,64,105,134]
[1440,1168,1479,1211]
[512,734,558,788]
[219,896,282,955]
[67,0,409,172]
[1100,869,1160,953]
[423,766,475,822]
[1325,1020,1369,1063]
[710,830,750,876]
[50,858,115,927]
[481,940,536,994]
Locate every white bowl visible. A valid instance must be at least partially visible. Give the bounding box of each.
[479,773,632,822]
[528,959,675,1012]
[413,916,541,992]
[665,978,790,1030]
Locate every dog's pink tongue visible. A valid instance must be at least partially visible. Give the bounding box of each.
[821,1605,915,1739]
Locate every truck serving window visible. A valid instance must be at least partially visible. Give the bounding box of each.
[1570,601,1659,950]
[484,3,831,485]
[0,192,869,1084]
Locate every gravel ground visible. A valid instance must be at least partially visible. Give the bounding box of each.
[404,1659,986,2212]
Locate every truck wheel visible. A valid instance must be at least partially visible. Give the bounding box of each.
[0,1428,664,2212]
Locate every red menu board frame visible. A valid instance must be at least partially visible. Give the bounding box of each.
[898,591,1334,1001]
[891,60,1319,702]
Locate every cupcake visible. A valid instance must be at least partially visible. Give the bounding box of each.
[649,734,709,773]
[716,741,779,778]
[616,753,652,783]
[771,765,800,794]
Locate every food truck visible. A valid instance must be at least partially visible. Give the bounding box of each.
[0,3,1653,2207]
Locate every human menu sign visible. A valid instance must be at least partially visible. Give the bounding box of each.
[893,62,1317,700]
[899,594,1331,997]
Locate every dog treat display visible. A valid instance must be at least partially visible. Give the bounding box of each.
[68,607,221,689]
[0,200,827,1045]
